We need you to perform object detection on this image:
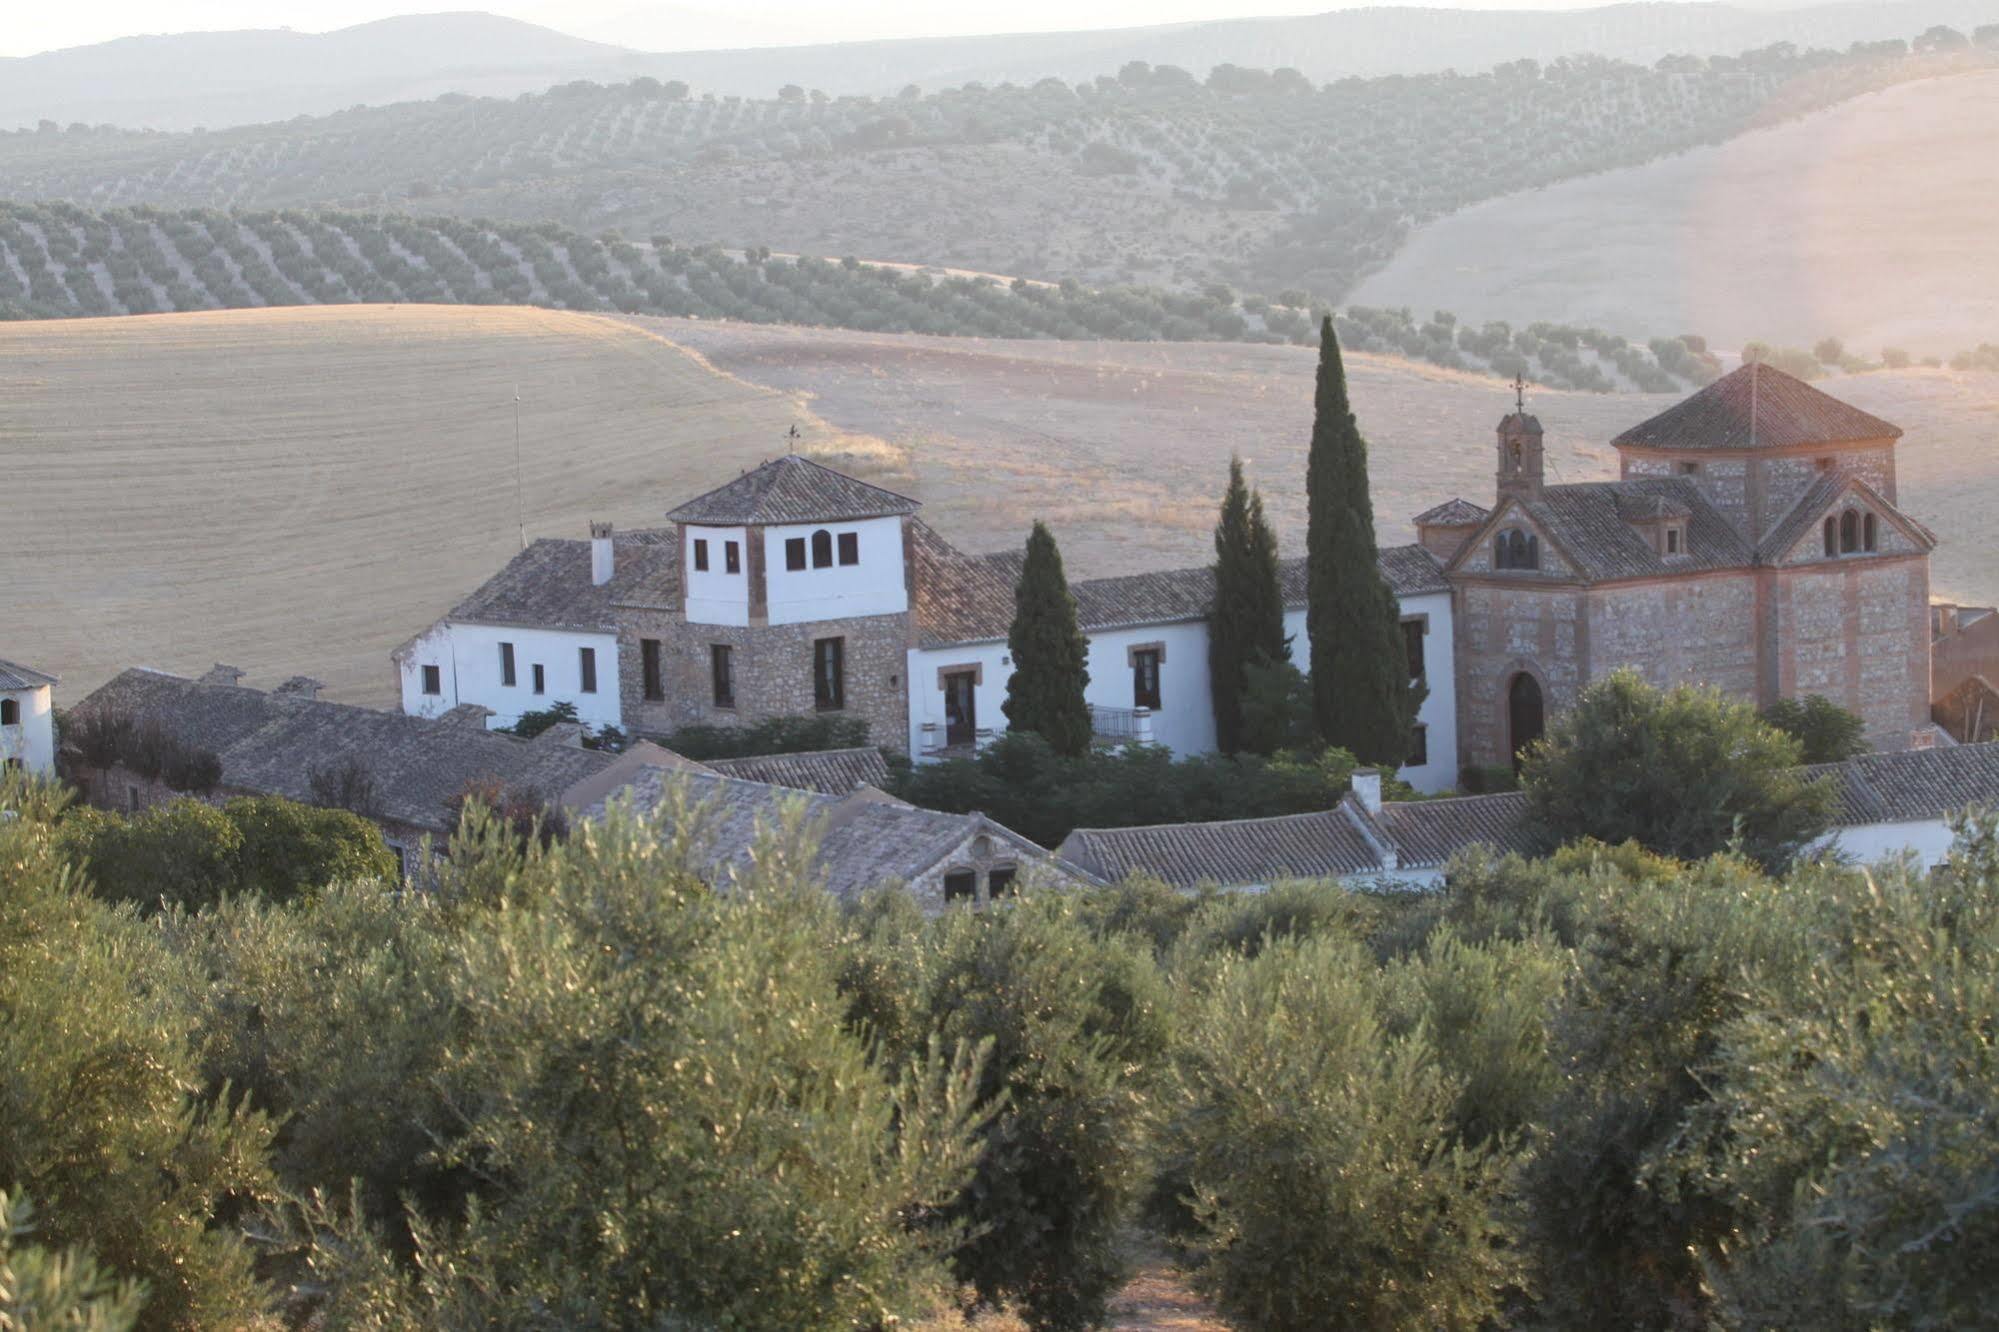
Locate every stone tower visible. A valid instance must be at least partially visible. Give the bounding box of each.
[1495,411,1544,502]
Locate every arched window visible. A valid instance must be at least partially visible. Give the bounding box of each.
[1525,534,1540,569]
[0,699,16,726]
[810,528,834,569]
[1823,516,1838,557]
[1863,513,1878,552]
[1496,529,1539,570]
[1840,509,1859,554]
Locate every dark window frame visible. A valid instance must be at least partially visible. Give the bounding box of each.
[785,537,807,571]
[814,636,846,711]
[943,869,977,903]
[692,538,709,572]
[532,663,546,695]
[1401,617,1427,681]
[1863,513,1878,552]
[580,647,597,694]
[1408,724,1429,767]
[1132,647,1162,711]
[499,641,516,687]
[1840,508,1859,554]
[0,698,16,726]
[421,664,442,696]
[837,531,860,566]
[641,637,665,702]
[1824,516,1838,556]
[711,644,735,709]
[811,529,834,569]
[725,540,741,574]
[988,865,1019,899]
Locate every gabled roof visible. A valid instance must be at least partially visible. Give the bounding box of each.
[667,455,922,526]
[1058,807,1387,889]
[913,523,1450,649]
[1804,742,1999,827]
[1461,478,1751,583]
[0,659,58,690]
[73,668,615,835]
[580,765,1087,899]
[1755,471,1938,563]
[1372,792,1536,868]
[1413,498,1490,527]
[441,529,679,634]
[1612,362,1901,452]
[704,746,892,795]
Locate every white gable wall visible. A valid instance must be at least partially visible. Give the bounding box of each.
[683,524,751,626]
[1285,587,1458,794]
[399,621,623,733]
[763,516,907,625]
[1083,621,1216,755]
[0,683,55,775]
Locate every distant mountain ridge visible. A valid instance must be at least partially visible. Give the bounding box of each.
[5,1,1997,132]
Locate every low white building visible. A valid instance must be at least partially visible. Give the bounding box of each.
[1804,741,1999,870]
[0,659,58,776]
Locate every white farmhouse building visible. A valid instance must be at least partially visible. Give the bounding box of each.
[397,455,1459,791]
[0,659,58,775]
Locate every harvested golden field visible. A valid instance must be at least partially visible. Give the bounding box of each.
[0,305,821,705]
[8,305,1992,710]
[1349,71,1999,359]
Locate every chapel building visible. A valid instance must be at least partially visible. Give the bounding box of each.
[1419,362,1935,770]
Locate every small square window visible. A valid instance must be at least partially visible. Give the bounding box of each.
[944,870,977,903]
[725,540,741,574]
[786,537,807,571]
[988,866,1018,899]
[692,538,709,572]
[421,664,442,696]
[837,532,859,566]
[1678,461,1700,475]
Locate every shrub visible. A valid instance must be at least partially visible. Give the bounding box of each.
[1760,693,1869,763]
[221,796,396,904]
[662,713,870,759]
[56,799,244,913]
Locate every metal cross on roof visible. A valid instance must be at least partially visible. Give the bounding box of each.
[1512,371,1527,413]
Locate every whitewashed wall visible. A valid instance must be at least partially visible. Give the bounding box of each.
[1284,587,1457,793]
[907,640,1012,756]
[0,684,56,774]
[1082,621,1216,755]
[762,516,908,625]
[399,622,623,733]
[683,524,751,626]
[1810,818,1957,870]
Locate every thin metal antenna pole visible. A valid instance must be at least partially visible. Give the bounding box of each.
[513,384,526,550]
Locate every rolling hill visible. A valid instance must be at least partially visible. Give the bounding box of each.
[1349,70,1999,359]
[8,1,1999,130]
[4,305,1989,711]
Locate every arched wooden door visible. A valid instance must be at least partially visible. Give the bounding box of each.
[1508,673,1545,770]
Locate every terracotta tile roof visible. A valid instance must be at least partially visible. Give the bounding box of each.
[1058,807,1387,889]
[583,766,1086,898]
[73,668,614,836]
[444,529,679,633]
[1803,742,1999,827]
[1374,792,1535,867]
[0,659,58,690]
[1755,472,1938,563]
[666,455,921,526]
[704,746,891,795]
[1612,362,1901,451]
[1499,478,1751,582]
[1414,498,1490,527]
[914,526,1449,648]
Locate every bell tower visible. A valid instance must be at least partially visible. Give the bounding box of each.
[1496,372,1544,502]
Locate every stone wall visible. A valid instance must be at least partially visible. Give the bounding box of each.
[1766,555,1931,747]
[630,609,913,753]
[1455,579,1588,769]
[1586,572,1761,703]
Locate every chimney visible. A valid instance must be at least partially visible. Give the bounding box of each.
[532,720,588,748]
[1351,767,1382,815]
[591,521,614,586]
[199,663,246,687]
[273,675,323,700]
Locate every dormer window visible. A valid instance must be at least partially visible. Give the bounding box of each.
[1664,526,1683,555]
[1825,508,1878,558]
[1494,528,1539,570]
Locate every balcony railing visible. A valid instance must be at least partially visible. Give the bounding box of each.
[1090,705,1154,745]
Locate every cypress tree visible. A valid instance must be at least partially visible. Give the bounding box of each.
[1209,455,1289,753]
[1305,316,1423,765]
[1004,520,1094,757]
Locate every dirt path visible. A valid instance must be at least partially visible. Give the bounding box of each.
[1106,1252,1228,1331]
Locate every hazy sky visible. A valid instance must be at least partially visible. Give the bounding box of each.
[5,0,1631,59]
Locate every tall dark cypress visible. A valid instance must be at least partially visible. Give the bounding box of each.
[1003,520,1094,757]
[1209,455,1288,753]
[1305,316,1422,765]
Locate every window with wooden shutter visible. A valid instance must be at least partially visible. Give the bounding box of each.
[692,539,709,572]
[642,638,664,701]
[814,636,845,711]
[786,537,807,571]
[837,531,859,566]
